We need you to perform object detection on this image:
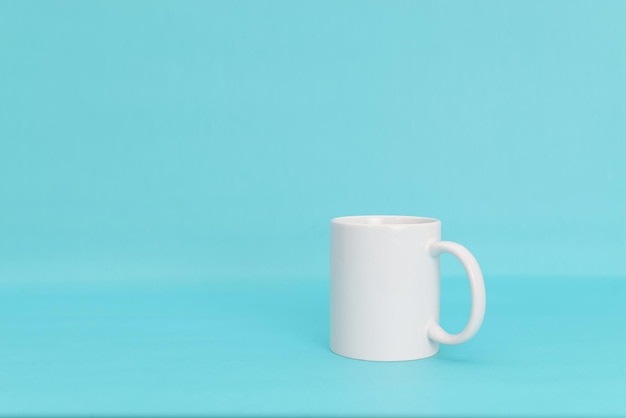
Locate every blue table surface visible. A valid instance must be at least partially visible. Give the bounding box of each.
[1,276,625,416]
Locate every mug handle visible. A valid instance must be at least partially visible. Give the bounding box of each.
[427,241,486,345]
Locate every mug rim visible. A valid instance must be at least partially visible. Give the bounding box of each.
[331,215,440,227]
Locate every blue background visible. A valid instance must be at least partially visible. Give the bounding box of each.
[1,2,626,416]
[1,1,625,281]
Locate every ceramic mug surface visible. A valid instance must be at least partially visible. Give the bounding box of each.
[330,215,486,361]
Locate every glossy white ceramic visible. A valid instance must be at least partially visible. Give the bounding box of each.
[330,215,486,361]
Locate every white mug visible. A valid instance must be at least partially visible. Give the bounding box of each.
[330,215,486,361]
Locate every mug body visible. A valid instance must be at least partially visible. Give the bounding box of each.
[330,215,441,361]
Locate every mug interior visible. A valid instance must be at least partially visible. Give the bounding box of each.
[332,215,439,226]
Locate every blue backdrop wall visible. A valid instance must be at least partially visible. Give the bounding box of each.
[1,1,625,281]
